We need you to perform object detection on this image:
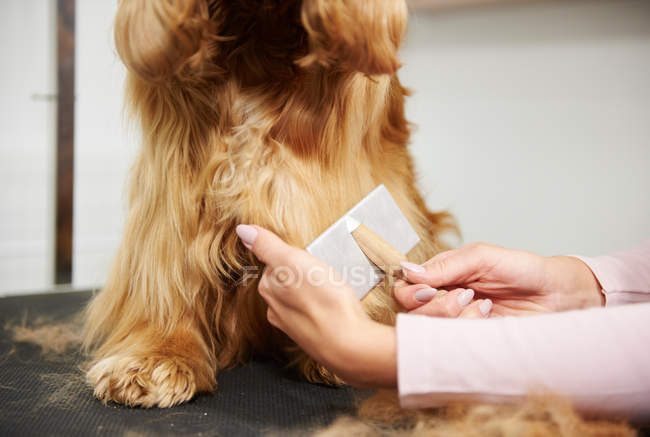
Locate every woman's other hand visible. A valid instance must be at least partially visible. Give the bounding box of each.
[395,242,604,317]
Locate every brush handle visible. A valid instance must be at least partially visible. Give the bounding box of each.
[351,223,407,274]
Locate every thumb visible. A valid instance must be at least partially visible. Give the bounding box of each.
[236,224,292,266]
[400,248,479,288]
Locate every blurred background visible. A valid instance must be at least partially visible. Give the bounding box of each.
[0,0,648,296]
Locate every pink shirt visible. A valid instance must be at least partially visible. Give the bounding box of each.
[397,239,650,422]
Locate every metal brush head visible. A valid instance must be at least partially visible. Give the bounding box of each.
[306,185,420,299]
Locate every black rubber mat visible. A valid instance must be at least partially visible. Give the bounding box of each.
[0,291,367,437]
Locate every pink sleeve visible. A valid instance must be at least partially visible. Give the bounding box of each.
[396,304,650,422]
[571,239,650,306]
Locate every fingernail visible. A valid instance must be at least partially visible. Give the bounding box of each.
[414,288,438,303]
[457,289,474,307]
[400,261,426,274]
[479,299,493,317]
[236,224,258,249]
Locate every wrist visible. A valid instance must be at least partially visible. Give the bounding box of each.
[544,256,605,310]
[331,318,397,389]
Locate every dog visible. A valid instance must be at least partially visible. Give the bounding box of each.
[83,0,455,408]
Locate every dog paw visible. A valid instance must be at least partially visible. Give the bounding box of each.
[87,355,198,408]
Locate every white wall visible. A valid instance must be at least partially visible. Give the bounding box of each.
[1,0,648,294]
[0,0,57,294]
[401,0,650,256]
[73,0,130,289]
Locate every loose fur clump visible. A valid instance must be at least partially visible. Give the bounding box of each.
[7,317,82,356]
[311,392,635,437]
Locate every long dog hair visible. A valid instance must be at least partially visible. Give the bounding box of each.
[83,0,453,408]
[81,1,632,435]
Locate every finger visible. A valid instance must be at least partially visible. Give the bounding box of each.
[458,298,493,319]
[399,245,486,289]
[236,224,294,267]
[258,273,280,310]
[266,307,281,328]
[409,288,475,317]
[258,269,300,314]
[392,281,438,310]
[257,272,270,298]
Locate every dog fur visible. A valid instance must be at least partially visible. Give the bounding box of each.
[82,0,454,408]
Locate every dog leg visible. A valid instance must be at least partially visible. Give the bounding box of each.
[86,323,216,408]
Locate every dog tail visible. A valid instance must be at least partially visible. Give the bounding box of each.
[114,0,224,85]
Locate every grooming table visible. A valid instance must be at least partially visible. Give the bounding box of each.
[0,291,366,437]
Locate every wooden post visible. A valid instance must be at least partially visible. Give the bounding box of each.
[55,0,75,285]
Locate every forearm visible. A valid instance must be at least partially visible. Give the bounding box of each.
[331,319,397,389]
[570,239,650,306]
[397,305,650,422]
[543,256,605,311]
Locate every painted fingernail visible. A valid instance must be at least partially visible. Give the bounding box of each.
[400,261,426,274]
[414,288,438,303]
[457,289,474,307]
[479,299,493,317]
[236,224,258,249]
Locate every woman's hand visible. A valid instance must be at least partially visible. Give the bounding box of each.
[395,242,605,317]
[236,224,397,388]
